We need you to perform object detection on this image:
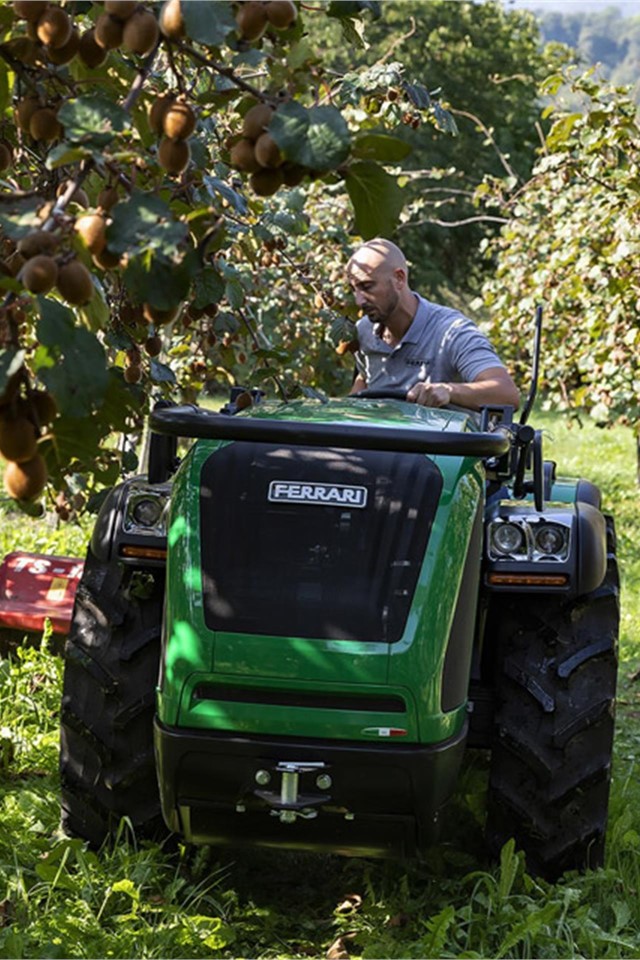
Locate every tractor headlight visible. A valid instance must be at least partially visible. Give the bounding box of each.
[533,522,569,560]
[491,522,526,557]
[123,484,169,537]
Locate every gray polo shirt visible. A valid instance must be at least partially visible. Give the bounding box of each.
[355,294,505,391]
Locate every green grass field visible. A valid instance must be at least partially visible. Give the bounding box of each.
[0,410,639,959]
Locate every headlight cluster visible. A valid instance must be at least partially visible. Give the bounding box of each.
[488,518,570,562]
[123,483,170,537]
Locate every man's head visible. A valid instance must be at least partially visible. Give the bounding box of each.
[346,238,411,325]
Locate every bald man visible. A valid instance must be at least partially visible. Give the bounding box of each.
[346,239,519,411]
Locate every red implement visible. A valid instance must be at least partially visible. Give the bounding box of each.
[0,552,84,635]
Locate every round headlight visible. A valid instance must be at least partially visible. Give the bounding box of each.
[132,497,163,527]
[492,522,525,556]
[535,524,566,556]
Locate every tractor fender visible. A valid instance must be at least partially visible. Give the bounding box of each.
[575,501,608,596]
[91,483,128,563]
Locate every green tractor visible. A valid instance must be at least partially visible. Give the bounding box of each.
[59,318,619,881]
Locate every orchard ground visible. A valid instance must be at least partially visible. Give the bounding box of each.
[0,409,639,958]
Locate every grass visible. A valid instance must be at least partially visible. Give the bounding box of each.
[0,409,639,958]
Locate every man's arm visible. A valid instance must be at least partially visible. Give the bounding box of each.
[349,372,367,395]
[406,366,519,411]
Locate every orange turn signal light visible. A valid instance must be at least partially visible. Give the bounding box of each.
[119,545,167,560]
[488,572,568,587]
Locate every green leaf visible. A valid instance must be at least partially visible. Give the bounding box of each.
[270,103,350,172]
[34,298,108,417]
[0,347,24,395]
[123,248,198,309]
[546,113,582,150]
[150,359,177,384]
[58,94,130,148]
[352,132,412,162]
[327,1,381,19]
[344,161,405,238]
[107,190,189,258]
[193,266,224,308]
[181,0,235,46]
[45,143,93,170]
[204,176,248,214]
[225,278,244,310]
[0,197,43,239]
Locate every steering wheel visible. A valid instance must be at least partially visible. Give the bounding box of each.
[352,388,410,401]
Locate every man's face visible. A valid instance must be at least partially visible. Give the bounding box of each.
[347,257,400,324]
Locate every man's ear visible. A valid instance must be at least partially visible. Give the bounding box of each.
[393,267,406,287]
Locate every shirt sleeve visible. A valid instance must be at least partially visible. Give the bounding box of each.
[441,317,505,383]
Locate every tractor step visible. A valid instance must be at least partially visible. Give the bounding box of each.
[0,552,84,636]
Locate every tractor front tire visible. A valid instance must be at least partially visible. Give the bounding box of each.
[59,550,165,847]
[486,519,619,880]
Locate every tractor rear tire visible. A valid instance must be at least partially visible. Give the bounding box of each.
[486,517,619,880]
[59,550,165,847]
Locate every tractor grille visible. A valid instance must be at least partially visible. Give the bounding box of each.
[192,683,406,713]
[199,442,442,643]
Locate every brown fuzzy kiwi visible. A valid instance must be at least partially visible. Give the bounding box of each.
[21,255,58,294]
[242,102,274,141]
[104,0,138,19]
[148,94,175,136]
[4,454,47,501]
[157,136,190,174]
[29,107,62,142]
[6,35,39,65]
[13,1,48,21]
[77,28,108,67]
[92,246,121,270]
[46,27,80,65]
[159,0,185,39]
[265,0,298,29]
[0,141,13,171]
[17,230,59,259]
[282,162,306,187]
[162,99,196,140]
[74,214,107,255]
[143,302,181,325]
[249,167,284,196]
[15,95,41,133]
[122,8,160,55]
[36,6,73,49]
[144,334,162,357]
[235,1,268,41]
[229,138,261,173]
[30,391,57,425]
[123,363,142,384]
[97,185,119,211]
[254,132,283,169]
[94,12,124,50]
[56,260,94,305]
[0,415,37,463]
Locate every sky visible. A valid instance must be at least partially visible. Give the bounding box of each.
[505,0,640,13]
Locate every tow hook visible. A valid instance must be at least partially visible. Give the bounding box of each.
[253,760,334,824]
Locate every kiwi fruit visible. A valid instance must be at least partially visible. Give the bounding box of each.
[230,138,261,173]
[56,260,94,305]
[0,141,13,171]
[46,27,80,65]
[282,162,306,187]
[242,102,274,141]
[254,132,283,168]
[29,107,62,141]
[0,415,37,463]
[74,214,107,255]
[13,1,48,22]
[122,8,160,55]
[148,93,175,135]
[17,230,58,259]
[30,390,57,425]
[36,6,73,49]
[92,246,121,270]
[265,0,298,29]
[94,13,124,50]
[4,454,47,501]
[162,99,196,140]
[159,0,185,40]
[143,302,181,325]
[15,95,41,133]
[158,136,190,174]
[249,167,284,196]
[236,1,268,41]
[78,28,108,67]
[144,334,162,357]
[124,363,142,384]
[21,255,58,294]
[97,184,119,211]
[104,0,138,19]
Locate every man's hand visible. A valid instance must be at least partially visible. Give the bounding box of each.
[406,380,452,407]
